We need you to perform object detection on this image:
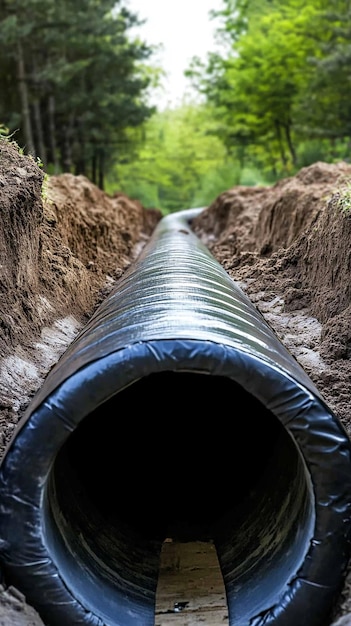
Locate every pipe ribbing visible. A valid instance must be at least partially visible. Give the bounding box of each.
[0,208,351,626]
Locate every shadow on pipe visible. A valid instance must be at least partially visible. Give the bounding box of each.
[0,209,351,626]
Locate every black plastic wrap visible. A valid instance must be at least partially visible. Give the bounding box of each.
[0,208,351,626]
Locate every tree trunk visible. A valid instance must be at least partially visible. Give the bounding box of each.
[32,99,47,167]
[75,136,86,176]
[48,95,59,174]
[98,150,104,190]
[17,41,35,157]
[92,151,97,185]
[31,56,47,167]
[274,120,287,168]
[61,128,72,172]
[284,122,297,166]
[61,114,74,172]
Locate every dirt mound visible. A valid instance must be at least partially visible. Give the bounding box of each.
[194,160,351,255]
[0,138,161,463]
[193,160,351,435]
[0,143,161,362]
[1,138,351,625]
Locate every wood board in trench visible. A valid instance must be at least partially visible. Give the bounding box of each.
[155,539,229,625]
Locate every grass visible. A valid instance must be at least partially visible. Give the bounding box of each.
[0,125,50,202]
[335,182,351,217]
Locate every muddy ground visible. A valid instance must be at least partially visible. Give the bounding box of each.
[1,137,351,625]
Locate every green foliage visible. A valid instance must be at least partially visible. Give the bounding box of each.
[105,102,271,213]
[0,127,24,154]
[187,0,351,178]
[335,183,351,217]
[106,104,225,212]
[296,1,351,141]
[191,162,242,207]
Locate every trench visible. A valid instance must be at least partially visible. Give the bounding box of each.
[0,209,351,626]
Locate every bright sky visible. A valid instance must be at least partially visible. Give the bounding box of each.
[127,0,223,109]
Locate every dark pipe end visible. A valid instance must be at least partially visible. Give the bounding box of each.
[0,343,351,626]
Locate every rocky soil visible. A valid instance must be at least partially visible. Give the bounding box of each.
[1,137,351,625]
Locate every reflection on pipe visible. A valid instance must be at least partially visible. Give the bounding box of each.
[0,208,351,626]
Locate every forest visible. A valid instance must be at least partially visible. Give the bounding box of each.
[1,0,351,212]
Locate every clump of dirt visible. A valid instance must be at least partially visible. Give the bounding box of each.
[1,139,351,625]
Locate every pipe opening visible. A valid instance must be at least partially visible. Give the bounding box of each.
[44,371,314,625]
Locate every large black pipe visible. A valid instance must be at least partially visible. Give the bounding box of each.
[0,209,351,626]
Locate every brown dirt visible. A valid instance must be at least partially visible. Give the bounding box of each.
[1,139,351,625]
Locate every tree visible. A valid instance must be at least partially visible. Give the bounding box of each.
[187,0,351,175]
[0,0,157,186]
[296,0,351,146]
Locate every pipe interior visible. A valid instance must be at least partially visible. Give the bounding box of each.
[45,371,314,625]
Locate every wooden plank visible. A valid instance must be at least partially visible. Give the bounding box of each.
[155,539,229,626]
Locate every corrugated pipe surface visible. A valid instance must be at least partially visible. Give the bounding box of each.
[1,208,351,626]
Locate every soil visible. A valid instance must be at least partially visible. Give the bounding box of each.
[1,138,351,625]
